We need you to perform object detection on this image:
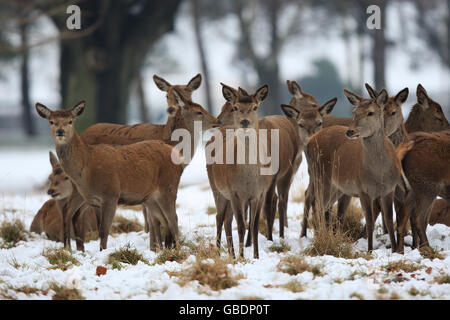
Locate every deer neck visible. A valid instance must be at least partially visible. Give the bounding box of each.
[388,122,408,147]
[360,126,394,173]
[55,132,87,182]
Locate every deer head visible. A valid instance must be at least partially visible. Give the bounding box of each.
[345,88,388,139]
[221,84,269,129]
[153,73,202,117]
[171,88,220,132]
[35,101,86,145]
[47,151,73,200]
[414,84,449,131]
[365,83,409,136]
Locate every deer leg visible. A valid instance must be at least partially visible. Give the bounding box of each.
[263,182,277,242]
[245,202,253,247]
[98,199,118,251]
[230,195,246,258]
[143,206,150,233]
[301,183,314,238]
[155,194,179,247]
[63,190,85,250]
[396,190,414,253]
[380,193,397,252]
[336,195,351,229]
[223,203,235,258]
[215,195,228,248]
[416,196,435,248]
[359,193,374,252]
[251,197,264,259]
[72,207,86,252]
[277,174,292,239]
[145,199,165,251]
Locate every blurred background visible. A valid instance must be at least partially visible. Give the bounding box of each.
[0,0,449,173]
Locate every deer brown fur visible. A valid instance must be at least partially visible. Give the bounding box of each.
[30,152,97,242]
[428,199,450,227]
[207,84,273,259]
[396,130,450,252]
[36,101,184,252]
[304,88,403,252]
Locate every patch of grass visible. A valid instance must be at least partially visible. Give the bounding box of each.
[49,282,84,300]
[43,247,80,271]
[350,292,364,300]
[107,243,149,270]
[377,287,388,294]
[153,246,190,265]
[277,255,322,277]
[206,206,217,215]
[338,201,365,242]
[433,274,450,284]
[110,215,144,234]
[169,255,242,291]
[0,219,27,248]
[409,287,420,296]
[280,280,304,293]
[419,246,444,260]
[389,292,401,300]
[268,241,291,253]
[384,260,424,273]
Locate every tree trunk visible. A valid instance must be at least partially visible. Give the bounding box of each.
[191,0,213,113]
[54,0,182,133]
[19,21,34,136]
[372,0,387,91]
[136,73,150,123]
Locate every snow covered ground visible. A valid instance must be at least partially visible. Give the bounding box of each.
[0,147,449,300]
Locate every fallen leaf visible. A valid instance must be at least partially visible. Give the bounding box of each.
[425,267,432,274]
[96,266,107,276]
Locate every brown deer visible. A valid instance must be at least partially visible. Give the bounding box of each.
[207,84,273,259]
[428,199,450,227]
[286,81,350,129]
[35,101,184,252]
[396,130,450,252]
[81,74,219,155]
[30,152,97,242]
[304,88,404,252]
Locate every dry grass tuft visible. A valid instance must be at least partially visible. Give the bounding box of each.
[268,240,291,253]
[433,274,450,284]
[279,280,304,293]
[42,247,80,271]
[337,200,365,242]
[108,243,148,270]
[277,255,322,277]
[49,282,84,300]
[0,219,28,248]
[384,260,424,273]
[206,206,217,215]
[419,246,444,260]
[110,215,144,234]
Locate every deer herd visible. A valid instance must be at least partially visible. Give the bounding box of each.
[30,73,449,260]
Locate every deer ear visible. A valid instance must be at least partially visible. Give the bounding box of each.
[365,83,378,99]
[395,87,409,104]
[319,98,337,115]
[153,74,171,92]
[376,89,388,107]
[281,104,299,119]
[222,84,237,102]
[416,84,429,108]
[254,84,269,103]
[49,151,59,168]
[343,89,363,106]
[238,87,249,97]
[287,80,303,98]
[35,103,52,119]
[71,101,86,117]
[187,74,202,91]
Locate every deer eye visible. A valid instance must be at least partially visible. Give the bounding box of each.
[64,177,69,180]
[232,106,238,112]
[50,121,54,125]
[317,122,322,127]
[298,123,305,128]
[368,112,374,116]
[391,112,396,115]
[196,112,202,115]
[253,106,258,111]
[68,120,73,124]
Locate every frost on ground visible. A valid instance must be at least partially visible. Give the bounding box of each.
[0,148,449,300]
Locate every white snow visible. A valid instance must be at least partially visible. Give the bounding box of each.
[0,147,449,300]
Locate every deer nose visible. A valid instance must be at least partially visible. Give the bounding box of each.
[47,189,54,196]
[241,119,250,128]
[56,129,65,136]
[346,129,355,138]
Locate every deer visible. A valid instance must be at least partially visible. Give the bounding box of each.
[304,88,404,252]
[212,82,323,248]
[35,101,185,252]
[81,74,219,244]
[30,152,97,242]
[428,199,450,227]
[396,130,450,253]
[369,84,449,235]
[207,84,273,259]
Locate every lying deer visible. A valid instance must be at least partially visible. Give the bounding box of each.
[30,152,97,242]
[207,84,273,259]
[396,130,450,252]
[36,101,184,252]
[305,88,404,252]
